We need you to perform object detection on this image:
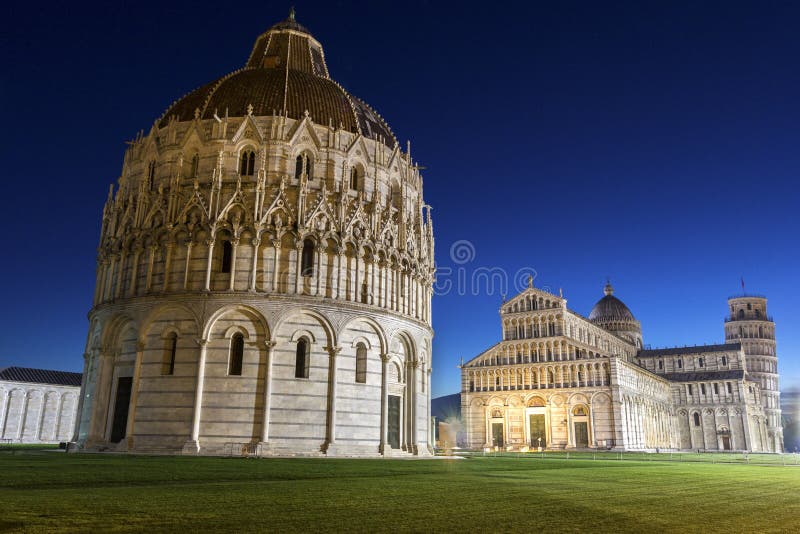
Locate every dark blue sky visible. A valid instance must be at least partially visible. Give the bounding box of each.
[2,1,798,397]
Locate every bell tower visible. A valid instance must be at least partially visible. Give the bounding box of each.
[724,294,783,452]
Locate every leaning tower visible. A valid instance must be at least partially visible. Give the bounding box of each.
[74,10,435,457]
[724,295,783,452]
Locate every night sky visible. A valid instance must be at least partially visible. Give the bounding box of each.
[2,1,798,397]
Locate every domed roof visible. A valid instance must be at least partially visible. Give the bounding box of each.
[588,282,636,322]
[159,10,397,147]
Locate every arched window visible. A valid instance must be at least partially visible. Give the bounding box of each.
[240,150,255,176]
[355,343,367,383]
[737,309,744,319]
[755,309,761,318]
[295,338,309,378]
[221,240,233,273]
[189,154,199,178]
[677,358,683,369]
[301,239,314,277]
[747,303,752,310]
[693,412,701,426]
[147,161,156,191]
[350,167,359,190]
[229,333,244,376]
[162,332,177,375]
[698,357,705,368]
[295,154,313,180]
[721,355,727,366]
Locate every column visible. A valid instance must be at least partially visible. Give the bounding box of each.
[145,246,156,292]
[272,241,281,292]
[325,346,342,452]
[250,237,260,291]
[124,341,145,450]
[93,261,105,304]
[314,246,322,296]
[129,249,141,296]
[114,251,127,299]
[204,239,215,291]
[184,339,208,452]
[294,243,303,294]
[17,393,30,440]
[352,251,360,303]
[162,242,174,292]
[380,353,389,454]
[183,241,193,290]
[334,248,344,299]
[260,341,277,444]
[105,255,117,300]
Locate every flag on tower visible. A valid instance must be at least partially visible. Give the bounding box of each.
[741,277,745,292]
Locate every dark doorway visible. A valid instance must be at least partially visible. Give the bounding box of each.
[574,421,589,447]
[721,435,731,451]
[388,395,400,449]
[110,377,133,443]
[491,422,504,448]
[529,414,546,448]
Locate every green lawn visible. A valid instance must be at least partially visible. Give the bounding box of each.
[1,452,798,533]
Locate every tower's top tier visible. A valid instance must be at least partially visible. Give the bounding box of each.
[727,295,771,323]
[158,10,397,147]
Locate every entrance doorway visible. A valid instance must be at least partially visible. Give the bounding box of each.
[491,422,504,448]
[721,435,731,451]
[109,377,132,443]
[529,414,546,448]
[574,422,589,447]
[388,395,401,449]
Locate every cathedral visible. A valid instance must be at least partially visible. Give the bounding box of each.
[460,281,783,452]
[75,11,435,456]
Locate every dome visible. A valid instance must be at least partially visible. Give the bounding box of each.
[588,282,636,322]
[158,10,397,147]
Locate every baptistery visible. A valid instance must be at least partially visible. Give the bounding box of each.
[75,10,435,456]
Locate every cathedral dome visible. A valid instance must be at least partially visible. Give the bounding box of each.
[589,282,636,322]
[159,10,396,146]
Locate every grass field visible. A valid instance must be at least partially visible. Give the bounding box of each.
[1,451,799,533]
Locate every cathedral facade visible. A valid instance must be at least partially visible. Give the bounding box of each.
[461,282,783,452]
[75,12,435,457]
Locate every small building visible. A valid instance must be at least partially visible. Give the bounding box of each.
[0,367,82,444]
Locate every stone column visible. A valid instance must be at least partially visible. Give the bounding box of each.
[314,246,322,296]
[93,261,104,305]
[162,241,174,292]
[71,352,92,443]
[184,339,208,453]
[249,238,260,291]
[114,252,127,299]
[53,394,65,441]
[145,246,156,292]
[324,346,342,453]
[354,251,361,303]
[271,240,281,292]
[183,240,193,290]
[104,255,117,300]
[259,341,277,446]
[335,248,345,300]
[124,341,145,450]
[294,242,303,294]
[89,353,114,444]
[204,239,216,291]
[228,239,239,291]
[380,353,389,454]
